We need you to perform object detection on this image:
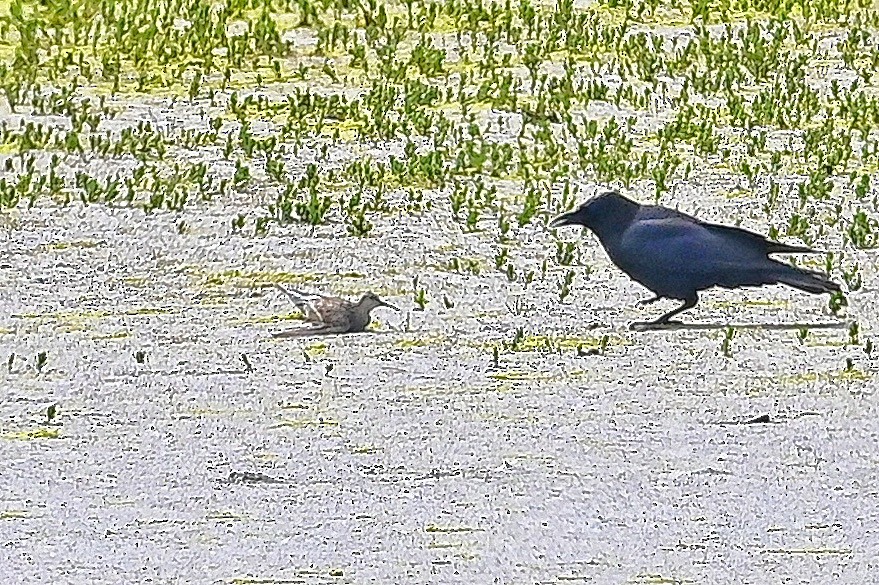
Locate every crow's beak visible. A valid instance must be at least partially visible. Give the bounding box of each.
[549,210,578,228]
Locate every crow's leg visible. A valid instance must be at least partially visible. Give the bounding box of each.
[650,294,698,325]
[638,295,663,306]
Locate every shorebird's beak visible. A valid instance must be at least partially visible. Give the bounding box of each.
[380,300,400,311]
[549,210,578,228]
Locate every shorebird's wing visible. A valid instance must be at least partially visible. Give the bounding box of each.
[311,297,355,328]
[274,284,324,323]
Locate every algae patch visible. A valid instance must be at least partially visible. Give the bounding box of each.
[2,428,60,440]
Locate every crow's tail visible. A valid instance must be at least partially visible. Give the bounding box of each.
[771,262,841,295]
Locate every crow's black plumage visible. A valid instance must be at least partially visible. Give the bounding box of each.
[550,191,841,324]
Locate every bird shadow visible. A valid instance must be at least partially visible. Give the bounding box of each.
[629,320,851,332]
[271,328,397,339]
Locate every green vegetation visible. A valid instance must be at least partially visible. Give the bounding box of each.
[0,0,872,312]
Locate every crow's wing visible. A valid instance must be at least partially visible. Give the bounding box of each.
[637,204,693,222]
[620,216,765,267]
[698,223,817,255]
[611,216,795,297]
[638,204,816,255]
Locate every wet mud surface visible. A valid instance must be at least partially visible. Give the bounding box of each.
[0,0,877,582]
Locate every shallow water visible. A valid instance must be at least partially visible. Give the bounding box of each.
[0,191,874,583]
[0,3,877,583]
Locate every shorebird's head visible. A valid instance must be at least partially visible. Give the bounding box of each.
[549,191,639,234]
[359,292,399,313]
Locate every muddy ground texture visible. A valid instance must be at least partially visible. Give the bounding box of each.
[0,0,878,583]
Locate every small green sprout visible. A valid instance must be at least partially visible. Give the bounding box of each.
[721,326,735,358]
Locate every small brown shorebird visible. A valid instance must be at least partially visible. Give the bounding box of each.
[272,284,399,337]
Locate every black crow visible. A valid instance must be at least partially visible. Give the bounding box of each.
[550,191,841,324]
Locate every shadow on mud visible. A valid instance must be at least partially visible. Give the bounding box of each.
[630,321,850,332]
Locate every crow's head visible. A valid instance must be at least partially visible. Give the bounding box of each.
[550,191,639,234]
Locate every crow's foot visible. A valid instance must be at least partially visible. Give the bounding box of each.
[638,295,663,306]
